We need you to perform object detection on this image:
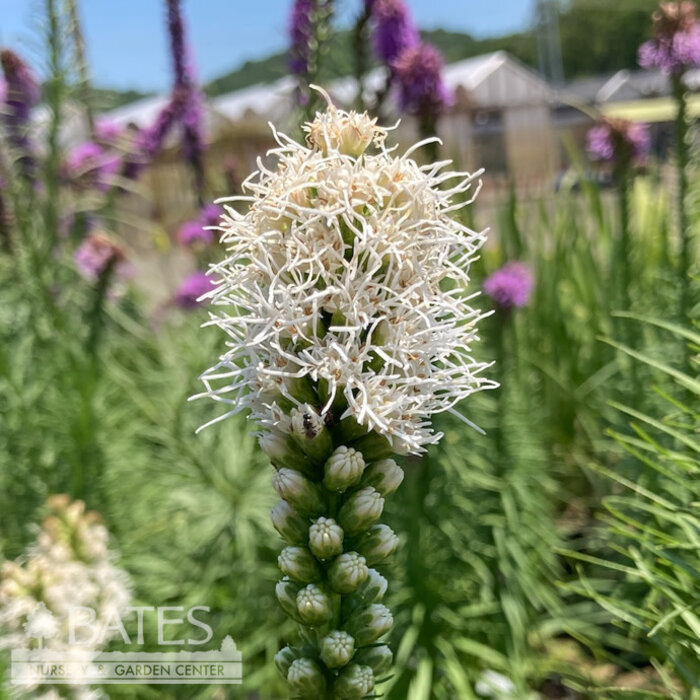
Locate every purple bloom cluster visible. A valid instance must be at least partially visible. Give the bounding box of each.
[393,43,453,116]
[0,50,39,123]
[63,141,121,191]
[74,233,128,282]
[639,1,700,73]
[94,118,122,143]
[483,262,534,311]
[371,0,419,64]
[175,271,215,309]
[288,0,315,75]
[177,203,222,247]
[586,119,651,165]
[365,0,451,121]
[166,0,204,186]
[0,49,40,177]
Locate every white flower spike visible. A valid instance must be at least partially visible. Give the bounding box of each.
[195,90,494,454]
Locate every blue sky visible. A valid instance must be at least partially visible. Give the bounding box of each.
[0,0,533,92]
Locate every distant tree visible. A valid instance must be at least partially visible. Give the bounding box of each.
[558,0,658,77]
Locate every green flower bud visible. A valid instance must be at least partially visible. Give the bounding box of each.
[336,415,370,443]
[272,468,325,517]
[284,374,318,405]
[345,603,393,645]
[259,431,310,473]
[354,644,393,675]
[296,583,333,626]
[371,318,391,346]
[317,377,348,414]
[354,524,399,565]
[333,664,375,699]
[363,568,388,602]
[350,430,395,459]
[361,458,404,496]
[274,645,301,678]
[278,546,322,583]
[270,500,309,544]
[319,630,355,669]
[276,577,302,622]
[287,658,327,698]
[290,404,333,463]
[342,568,388,620]
[328,552,369,594]
[308,517,344,559]
[323,446,365,492]
[338,487,384,536]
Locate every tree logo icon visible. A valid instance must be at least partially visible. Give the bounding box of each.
[23,602,59,649]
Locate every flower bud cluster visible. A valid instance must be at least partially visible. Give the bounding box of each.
[0,496,131,690]
[261,401,404,695]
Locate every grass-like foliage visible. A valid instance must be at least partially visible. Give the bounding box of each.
[563,316,699,697]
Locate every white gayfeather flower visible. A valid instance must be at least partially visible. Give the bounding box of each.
[196,91,495,454]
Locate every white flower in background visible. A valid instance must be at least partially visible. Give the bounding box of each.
[0,496,131,696]
[475,669,517,697]
[196,89,494,454]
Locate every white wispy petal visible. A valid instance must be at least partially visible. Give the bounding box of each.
[196,101,496,454]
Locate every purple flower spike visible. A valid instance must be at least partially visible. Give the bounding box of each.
[586,119,650,166]
[639,1,700,73]
[393,43,453,117]
[94,118,122,143]
[166,0,190,89]
[0,49,40,178]
[75,233,128,282]
[200,203,222,226]
[483,262,534,311]
[288,0,315,75]
[175,271,215,309]
[370,0,419,65]
[178,219,210,247]
[165,0,205,192]
[0,50,40,122]
[63,141,121,191]
[177,204,222,247]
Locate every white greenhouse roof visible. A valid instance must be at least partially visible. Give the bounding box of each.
[102,51,553,132]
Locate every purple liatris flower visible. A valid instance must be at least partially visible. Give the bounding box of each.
[94,118,122,143]
[370,0,419,65]
[178,219,210,246]
[288,0,314,75]
[177,204,221,247]
[166,0,190,89]
[393,43,453,117]
[75,233,129,282]
[165,0,205,193]
[138,95,185,160]
[483,262,534,311]
[0,49,39,178]
[175,271,215,309]
[200,203,222,227]
[0,50,39,123]
[639,1,700,73]
[586,119,650,166]
[63,141,121,191]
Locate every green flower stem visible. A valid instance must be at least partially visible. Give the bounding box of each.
[66,0,95,137]
[351,2,372,112]
[265,417,402,699]
[672,74,693,370]
[614,162,639,393]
